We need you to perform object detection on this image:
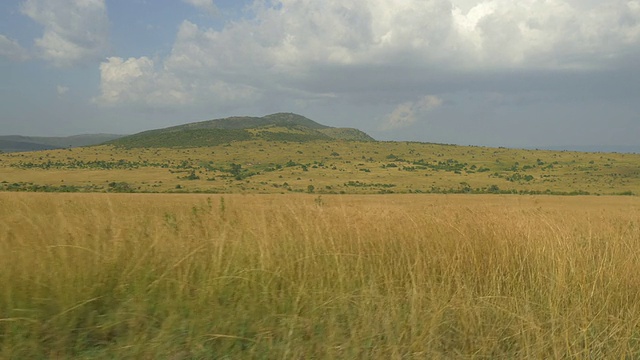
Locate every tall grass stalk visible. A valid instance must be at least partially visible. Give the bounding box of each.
[1,193,640,358]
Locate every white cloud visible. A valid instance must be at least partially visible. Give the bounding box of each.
[383,95,443,130]
[451,0,640,69]
[199,0,640,71]
[93,56,260,107]
[21,0,109,67]
[182,0,218,16]
[56,85,69,96]
[94,57,188,106]
[97,1,640,109]
[0,35,30,62]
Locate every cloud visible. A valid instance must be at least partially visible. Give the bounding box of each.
[383,95,443,130]
[0,35,30,62]
[196,0,640,71]
[21,0,109,67]
[93,56,260,107]
[94,57,188,106]
[97,1,640,110]
[56,85,69,96]
[182,0,218,16]
[451,0,640,69]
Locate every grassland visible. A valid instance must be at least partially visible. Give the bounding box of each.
[2,193,640,358]
[2,137,639,357]
[1,140,639,195]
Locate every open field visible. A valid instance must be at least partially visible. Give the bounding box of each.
[2,193,640,358]
[1,140,639,195]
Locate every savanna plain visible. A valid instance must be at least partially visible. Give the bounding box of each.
[2,192,640,358]
[2,139,640,358]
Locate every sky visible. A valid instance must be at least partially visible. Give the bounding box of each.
[0,0,639,148]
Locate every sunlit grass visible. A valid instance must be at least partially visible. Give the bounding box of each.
[1,193,640,358]
[1,140,639,194]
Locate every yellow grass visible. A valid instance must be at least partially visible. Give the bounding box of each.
[2,193,640,358]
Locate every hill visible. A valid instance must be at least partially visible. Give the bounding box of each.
[108,113,374,148]
[1,113,638,196]
[0,134,124,153]
[0,139,59,152]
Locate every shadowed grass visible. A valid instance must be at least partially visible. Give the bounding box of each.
[1,193,640,358]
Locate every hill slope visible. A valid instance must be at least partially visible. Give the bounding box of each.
[108,113,374,148]
[0,134,125,153]
[0,139,59,152]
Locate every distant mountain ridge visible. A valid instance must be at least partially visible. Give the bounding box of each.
[0,134,124,153]
[108,113,375,148]
[535,145,640,154]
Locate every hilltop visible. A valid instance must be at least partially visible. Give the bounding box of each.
[108,113,374,148]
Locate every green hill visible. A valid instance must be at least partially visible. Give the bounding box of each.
[0,139,59,152]
[318,127,376,141]
[108,113,374,148]
[0,134,125,153]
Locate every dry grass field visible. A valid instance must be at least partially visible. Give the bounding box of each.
[1,141,639,195]
[2,192,640,358]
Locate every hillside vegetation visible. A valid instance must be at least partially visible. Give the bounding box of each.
[1,113,638,195]
[107,113,374,148]
[2,193,640,358]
